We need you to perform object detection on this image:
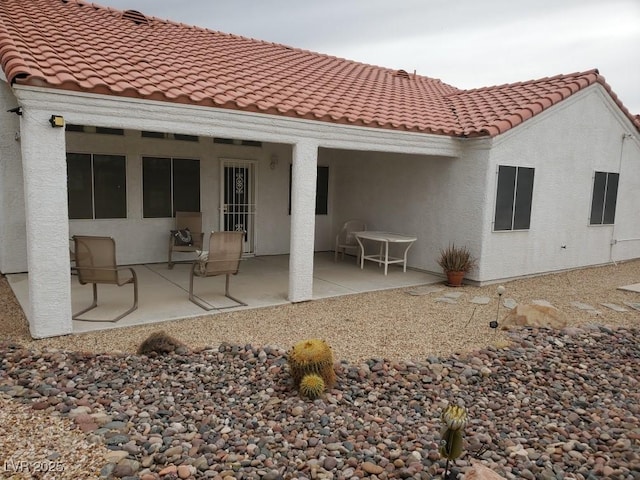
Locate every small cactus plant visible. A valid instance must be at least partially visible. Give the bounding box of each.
[440,404,468,478]
[287,338,336,389]
[299,373,325,399]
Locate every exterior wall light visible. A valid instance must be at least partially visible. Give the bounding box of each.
[49,115,65,128]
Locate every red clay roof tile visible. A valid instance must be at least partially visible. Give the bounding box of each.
[0,0,637,137]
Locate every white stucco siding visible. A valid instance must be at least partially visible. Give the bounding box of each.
[0,82,27,273]
[610,133,640,261]
[288,140,319,301]
[11,86,458,267]
[478,85,640,282]
[65,132,334,263]
[330,149,489,274]
[253,143,292,255]
[66,129,227,264]
[18,105,73,337]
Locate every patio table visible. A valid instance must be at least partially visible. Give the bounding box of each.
[354,231,417,275]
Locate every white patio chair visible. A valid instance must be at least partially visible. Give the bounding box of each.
[334,219,367,263]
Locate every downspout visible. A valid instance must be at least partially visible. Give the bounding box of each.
[609,133,634,265]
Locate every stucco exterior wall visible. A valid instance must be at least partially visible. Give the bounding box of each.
[0,82,27,273]
[477,85,640,282]
[62,131,337,265]
[255,144,335,256]
[330,148,490,274]
[0,128,335,269]
[5,85,460,337]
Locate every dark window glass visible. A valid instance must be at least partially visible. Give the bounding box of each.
[95,127,124,135]
[143,157,172,218]
[513,167,534,230]
[603,173,619,224]
[241,140,262,147]
[494,165,535,231]
[67,153,93,219]
[316,166,329,215]
[590,172,607,224]
[174,134,198,142]
[288,165,329,215]
[214,137,234,145]
[173,159,200,214]
[143,157,200,218]
[66,124,85,132]
[141,130,165,138]
[93,155,127,218]
[67,153,126,219]
[590,171,619,225]
[494,166,516,231]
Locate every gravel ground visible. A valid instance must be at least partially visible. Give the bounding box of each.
[0,260,639,480]
[2,259,640,362]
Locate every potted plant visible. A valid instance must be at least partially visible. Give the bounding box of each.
[437,244,477,287]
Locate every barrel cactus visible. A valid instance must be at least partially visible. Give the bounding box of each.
[287,338,336,389]
[299,373,325,399]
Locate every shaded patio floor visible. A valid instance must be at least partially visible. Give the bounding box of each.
[7,252,441,334]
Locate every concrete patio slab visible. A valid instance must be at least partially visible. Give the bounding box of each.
[8,252,441,335]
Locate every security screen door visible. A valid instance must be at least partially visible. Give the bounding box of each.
[220,160,255,254]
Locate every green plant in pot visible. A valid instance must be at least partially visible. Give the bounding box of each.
[437,244,477,287]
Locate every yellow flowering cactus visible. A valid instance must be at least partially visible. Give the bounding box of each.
[439,404,468,476]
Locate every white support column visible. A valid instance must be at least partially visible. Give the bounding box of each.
[288,139,318,302]
[0,82,27,273]
[19,108,72,337]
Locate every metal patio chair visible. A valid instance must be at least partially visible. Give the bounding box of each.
[72,235,138,322]
[168,211,204,269]
[189,231,246,310]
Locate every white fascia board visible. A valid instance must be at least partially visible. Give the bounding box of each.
[13,86,462,157]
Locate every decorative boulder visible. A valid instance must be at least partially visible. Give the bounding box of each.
[465,460,507,480]
[500,304,567,330]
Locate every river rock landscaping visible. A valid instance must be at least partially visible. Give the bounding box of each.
[1,324,638,480]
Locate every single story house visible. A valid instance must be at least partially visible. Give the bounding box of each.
[0,0,638,338]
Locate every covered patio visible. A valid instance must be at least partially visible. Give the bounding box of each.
[7,252,441,334]
[0,35,459,340]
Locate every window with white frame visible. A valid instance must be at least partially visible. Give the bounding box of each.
[494,165,535,231]
[142,157,200,218]
[67,153,127,219]
[589,171,619,225]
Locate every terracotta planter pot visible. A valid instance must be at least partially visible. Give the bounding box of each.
[446,271,465,287]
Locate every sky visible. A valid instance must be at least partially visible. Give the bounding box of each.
[97,0,640,115]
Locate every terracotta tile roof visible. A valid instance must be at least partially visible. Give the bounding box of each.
[0,0,637,137]
[446,70,640,137]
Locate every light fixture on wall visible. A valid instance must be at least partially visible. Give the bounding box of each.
[49,115,65,128]
[270,154,279,170]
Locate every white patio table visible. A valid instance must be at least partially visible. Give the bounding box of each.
[354,231,417,275]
